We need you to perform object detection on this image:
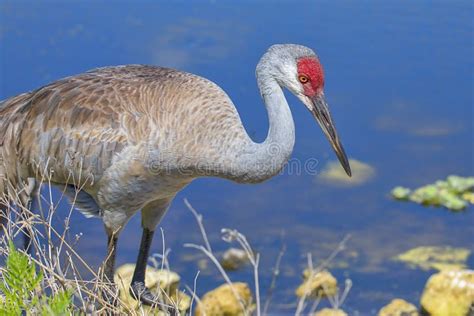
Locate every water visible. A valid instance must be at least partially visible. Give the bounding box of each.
[1,1,473,314]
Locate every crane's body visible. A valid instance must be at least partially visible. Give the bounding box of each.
[0,44,350,306]
[0,64,294,230]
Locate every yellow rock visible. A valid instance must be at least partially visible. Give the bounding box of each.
[394,246,470,271]
[296,269,338,299]
[420,269,474,316]
[314,308,348,316]
[378,298,418,316]
[114,263,190,315]
[195,282,254,316]
[220,248,249,271]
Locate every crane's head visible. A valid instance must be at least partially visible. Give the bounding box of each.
[257,44,351,177]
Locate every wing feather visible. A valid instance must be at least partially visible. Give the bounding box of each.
[0,66,160,185]
[0,64,247,188]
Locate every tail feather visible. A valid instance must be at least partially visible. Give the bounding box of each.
[63,185,102,218]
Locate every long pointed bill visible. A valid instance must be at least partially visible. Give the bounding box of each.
[309,95,352,177]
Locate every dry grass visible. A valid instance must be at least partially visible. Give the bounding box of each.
[183,199,353,316]
[0,173,129,314]
[0,169,352,315]
[0,167,185,315]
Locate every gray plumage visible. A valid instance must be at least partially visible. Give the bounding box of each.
[0,44,349,305]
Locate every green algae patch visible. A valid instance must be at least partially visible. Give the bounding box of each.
[378,298,418,316]
[315,308,348,316]
[462,192,474,204]
[391,186,411,200]
[295,269,338,299]
[391,175,474,211]
[394,246,471,271]
[195,282,255,316]
[317,158,375,186]
[114,264,191,314]
[420,269,474,316]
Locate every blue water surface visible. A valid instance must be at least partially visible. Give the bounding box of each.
[1,1,473,314]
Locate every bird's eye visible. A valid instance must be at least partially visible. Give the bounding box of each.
[298,75,309,84]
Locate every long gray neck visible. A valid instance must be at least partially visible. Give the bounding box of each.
[229,71,295,183]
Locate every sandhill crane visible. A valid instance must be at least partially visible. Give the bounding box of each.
[0,44,351,305]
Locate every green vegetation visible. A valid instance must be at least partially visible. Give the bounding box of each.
[391,175,474,211]
[393,246,471,271]
[317,159,375,186]
[0,242,72,316]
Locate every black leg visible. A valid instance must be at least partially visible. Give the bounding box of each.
[102,229,119,307]
[129,228,159,305]
[19,179,38,255]
[21,197,34,254]
[0,202,8,233]
[104,231,118,283]
[131,228,154,285]
[127,198,179,312]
